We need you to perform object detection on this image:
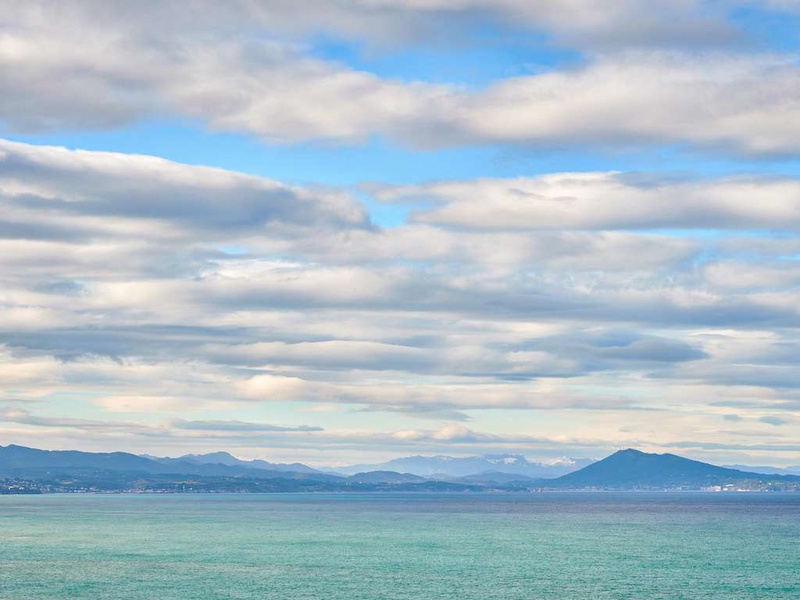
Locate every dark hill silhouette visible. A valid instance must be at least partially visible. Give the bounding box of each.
[549,448,800,489]
[0,444,161,473]
[0,444,337,481]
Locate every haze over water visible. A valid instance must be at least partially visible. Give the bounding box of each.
[3,493,799,599]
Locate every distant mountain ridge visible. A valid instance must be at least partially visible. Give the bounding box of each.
[723,464,800,476]
[2,444,800,493]
[0,444,332,481]
[152,451,321,474]
[333,453,596,478]
[0,444,480,493]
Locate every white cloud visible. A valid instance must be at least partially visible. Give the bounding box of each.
[94,395,191,414]
[410,53,800,154]
[1,139,800,462]
[376,172,800,230]
[0,4,451,142]
[704,261,800,289]
[0,139,368,237]
[2,4,799,154]
[3,1,800,464]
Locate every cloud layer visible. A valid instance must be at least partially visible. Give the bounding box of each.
[0,138,799,464]
[4,2,800,155]
[2,2,800,465]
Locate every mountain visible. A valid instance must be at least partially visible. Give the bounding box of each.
[334,454,595,478]
[723,464,800,476]
[0,444,476,493]
[0,444,333,481]
[0,444,166,475]
[4,444,800,493]
[168,451,243,466]
[548,449,800,490]
[154,451,321,474]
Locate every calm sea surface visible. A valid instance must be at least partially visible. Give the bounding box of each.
[1,492,799,599]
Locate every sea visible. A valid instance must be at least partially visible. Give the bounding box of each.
[1,492,799,599]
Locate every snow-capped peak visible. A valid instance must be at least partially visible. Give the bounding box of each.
[542,457,577,467]
[485,454,525,465]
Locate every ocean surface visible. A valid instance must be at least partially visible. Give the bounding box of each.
[1,492,799,599]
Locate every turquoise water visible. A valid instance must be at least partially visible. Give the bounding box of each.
[1,493,799,599]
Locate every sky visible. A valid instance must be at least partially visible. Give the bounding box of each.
[2,0,800,467]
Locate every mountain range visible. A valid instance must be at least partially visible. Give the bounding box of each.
[2,444,799,493]
[331,454,595,478]
[146,451,322,474]
[723,464,800,476]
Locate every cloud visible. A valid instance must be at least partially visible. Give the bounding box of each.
[0,407,323,437]
[0,139,368,240]
[0,3,451,142]
[1,139,800,463]
[2,4,799,155]
[0,143,797,343]
[0,407,151,432]
[524,330,709,371]
[205,340,433,372]
[4,405,800,466]
[759,416,789,426]
[407,53,800,155]
[0,406,602,451]
[170,419,323,433]
[93,395,191,414]
[663,440,800,452]
[3,1,800,465]
[237,374,323,402]
[431,0,736,50]
[237,373,639,411]
[703,261,800,290]
[376,172,800,231]
[268,225,698,272]
[357,404,472,422]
